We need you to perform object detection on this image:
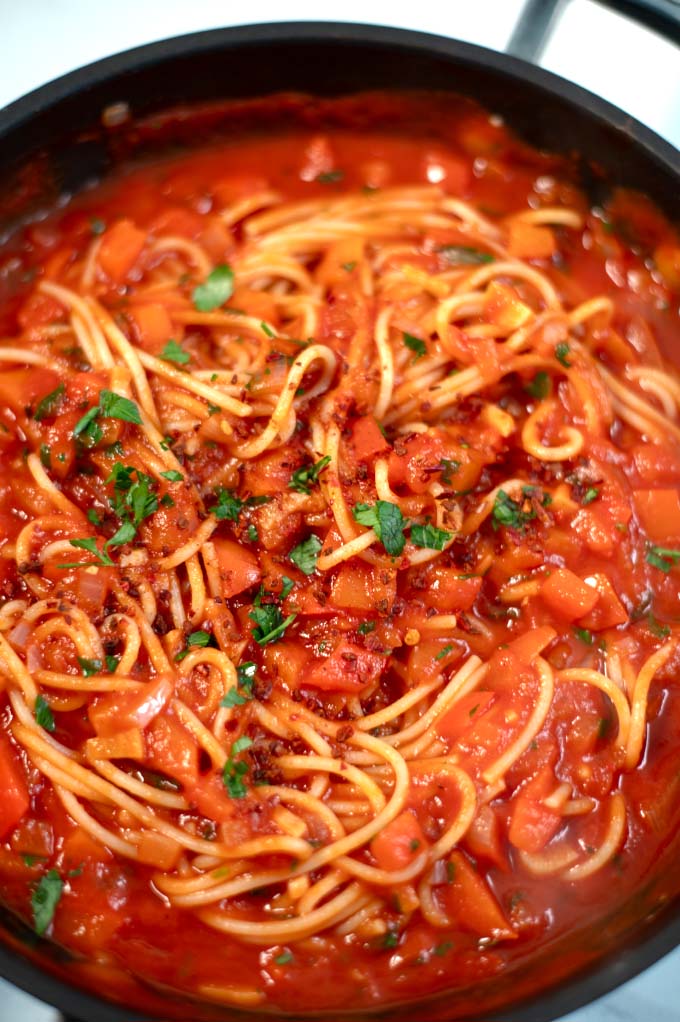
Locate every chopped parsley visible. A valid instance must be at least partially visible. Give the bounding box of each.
[437,245,494,265]
[247,523,259,542]
[58,537,114,569]
[39,444,51,469]
[31,869,63,936]
[357,621,376,635]
[106,463,158,546]
[34,695,55,732]
[175,630,215,662]
[582,487,599,505]
[289,456,331,495]
[77,657,104,677]
[316,170,344,184]
[250,598,297,646]
[160,470,183,482]
[491,487,547,533]
[342,261,357,272]
[647,613,670,639]
[34,383,65,422]
[90,216,106,235]
[555,342,572,368]
[525,371,550,400]
[439,458,460,485]
[381,930,399,949]
[223,736,253,798]
[192,264,234,312]
[210,488,270,522]
[260,322,275,338]
[574,627,594,645]
[274,950,294,965]
[352,500,406,557]
[221,661,258,708]
[73,390,142,447]
[403,332,427,360]
[160,339,190,365]
[410,523,451,551]
[646,544,680,574]
[436,644,453,661]
[289,534,322,575]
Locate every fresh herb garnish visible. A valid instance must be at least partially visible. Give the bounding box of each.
[352,500,406,557]
[223,736,253,799]
[34,695,55,732]
[210,488,270,522]
[410,523,452,550]
[555,342,572,368]
[160,339,190,365]
[647,613,670,639]
[32,869,63,936]
[73,390,142,447]
[274,950,294,965]
[574,627,594,645]
[436,644,453,661]
[646,544,680,573]
[58,537,115,569]
[77,657,103,677]
[222,661,257,708]
[438,245,494,265]
[289,456,331,495]
[439,458,460,486]
[525,371,550,400]
[357,621,376,635]
[582,487,599,505]
[316,170,344,184]
[175,630,215,662]
[403,332,427,361]
[491,488,546,533]
[90,216,106,235]
[39,444,51,469]
[192,265,234,312]
[289,534,322,575]
[249,591,297,646]
[34,383,65,422]
[160,470,183,482]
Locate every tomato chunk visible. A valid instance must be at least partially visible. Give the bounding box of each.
[0,737,29,839]
[540,568,599,621]
[304,642,387,692]
[634,488,680,542]
[146,711,199,789]
[440,851,515,938]
[508,765,563,854]
[370,811,427,871]
[97,219,147,283]
[89,676,173,737]
[212,537,262,598]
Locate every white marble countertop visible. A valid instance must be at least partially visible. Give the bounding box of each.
[0,2,678,1020]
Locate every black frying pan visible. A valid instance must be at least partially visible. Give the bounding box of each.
[0,20,679,1022]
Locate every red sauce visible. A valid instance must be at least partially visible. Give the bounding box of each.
[0,94,679,1017]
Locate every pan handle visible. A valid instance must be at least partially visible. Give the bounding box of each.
[507,0,680,62]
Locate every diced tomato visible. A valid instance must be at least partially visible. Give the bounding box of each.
[17,291,65,331]
[229,286,279,325]
[540,568,600,621]
[440,851,515,938]
[437,691,496,744]
[370,811,427,871]
[631,442,680,487]
[316,238,365,288]
[0,735,30,839]
[0,367,61,416]
[9,818,53,858]
[62,826,111,868]
[349,416,390,462]
[130,303,174,352]
[577,573,628,630]
[634,488,680,542]
[329,560,397,613]
[304,642,387,693]
[97,219,147,283]
[501,626,557,666]
[405,564,482,614]
[485,281,532,331]
[149,205,204,239]
[508,765,563,854]
[263,641,312,688]
[212,537,261,598]
[89,676,173,737]
[189,773,241,825]
[463,805,507,871]
[146,711,199,789]
[506,220,556,260]
[241,449,299,496]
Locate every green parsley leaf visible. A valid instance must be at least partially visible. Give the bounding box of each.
[647,613,670,639]
[491,490,535,533]
[175,629,214,662]
[210,488,269,521]
[410,523,452,551]
[222,737,253,798]
[525,371,550,400]
[381,930,399,949]
[555,342,572,368]
[342,261,356,272]
[58,537,114,568]
[438,245,495,265]
[357,621,376,635]
[260,321,275,338]
[434,940,453,957]
[39,444,51,469]
[90,216,106,235]
[403,332,427,360]
[74,390,142,447]
[192,265,234,312]
[34,695,55,732]
[316,170,344,184]
[574,627,594,645]
[646,544,680,573]
[86,508,101,526]
[289,534,322,575]
[160,338,190,365]
[436,644,453,661]
[352,500,406,557]
[582,487,599,505]
[77,657,103,677]
[280,576,295,600]
[105,655,120,673]
[274,950,294,965]
[439,459,460,486]
[32,869,63,936]
[160,470,183,482]
[221,661,258,707]
[250,603,297,646]
[289,456,331,495]
[247,523,259,542]
[34,383,65,422]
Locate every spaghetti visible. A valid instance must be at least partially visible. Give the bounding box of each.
[0,104,679,1013]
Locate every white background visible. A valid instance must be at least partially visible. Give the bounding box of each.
[0,1,679,1020]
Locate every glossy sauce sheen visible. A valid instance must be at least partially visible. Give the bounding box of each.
[0,101,679,1015]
